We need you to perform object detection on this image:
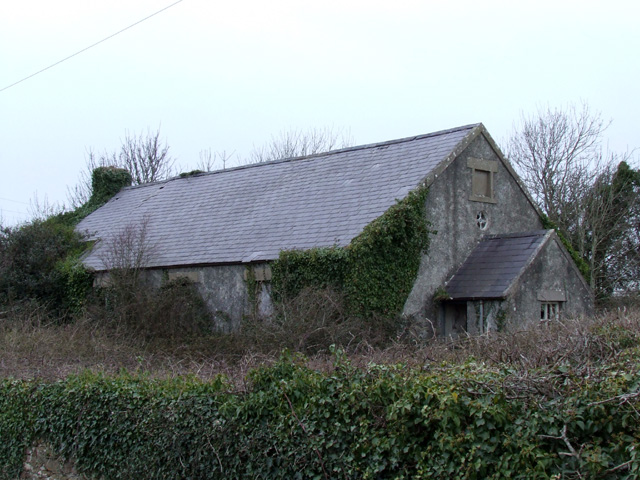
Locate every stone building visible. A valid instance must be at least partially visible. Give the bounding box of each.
[76,124,593,335]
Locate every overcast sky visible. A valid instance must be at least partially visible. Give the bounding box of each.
[1,0,638,225]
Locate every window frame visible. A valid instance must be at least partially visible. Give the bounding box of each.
[467,157,498,204]
[540,301,560,321]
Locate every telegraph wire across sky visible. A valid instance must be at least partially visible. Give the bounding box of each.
[0,0,184,93]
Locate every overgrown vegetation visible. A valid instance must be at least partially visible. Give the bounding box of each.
[0,219,90,315]
[0,166,132,318]
[1,264,639,478]
[508,102,640,298]
[541,213,591,281]
[57,166,132,227]
[239,287,399,355]
[1,307,639,479]
[272,186,431,318]
[91,275,213,341]
[1,116,638,478]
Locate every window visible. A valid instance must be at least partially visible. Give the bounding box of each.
[473,170,491,197]
[540,302,559,321]
[476,211,488,230]
[468,158,498,203]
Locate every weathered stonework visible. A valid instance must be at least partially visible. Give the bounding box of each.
[21,442,86,480]
[404,132,543,328]
[145,264,251,332]
[507,236,594,328]
[79,125,594,335]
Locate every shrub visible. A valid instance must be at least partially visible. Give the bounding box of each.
[148,276,212,339]
[239,287,399,354]
[0,219,90,315]
[91,276,212,342]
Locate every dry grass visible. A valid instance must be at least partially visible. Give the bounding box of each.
[381,305,640,371]
[1,298,639,384]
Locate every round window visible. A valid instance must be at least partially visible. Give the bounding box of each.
[476,211,488,230]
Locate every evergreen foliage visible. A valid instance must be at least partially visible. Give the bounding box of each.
[0,167,131,313]
[345,186,430,317]
[56,166,132,227]
[1,349,639,479]
[272,186,430,318]
[89,166,132,206]
[271,247,349,301]
[586,161,640,296]
[0,220,89,313]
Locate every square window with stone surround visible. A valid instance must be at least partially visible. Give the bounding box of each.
[468,157,498,203]
[540,301,560,321]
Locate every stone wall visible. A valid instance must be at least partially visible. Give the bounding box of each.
[404,132,543,328]
[20,442,86,480]
[145,264,251,332]
[95,262,276,332]
[509,235,594,328]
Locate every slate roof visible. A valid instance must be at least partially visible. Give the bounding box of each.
[446,230,552,300]
[77,124,479,271]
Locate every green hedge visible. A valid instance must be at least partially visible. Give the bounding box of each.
[2,352,639,479]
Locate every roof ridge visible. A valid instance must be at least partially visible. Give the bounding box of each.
[242,123,480,166]
[120,123,480,191]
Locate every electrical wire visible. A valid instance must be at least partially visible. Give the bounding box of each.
[0,0,184,93]
[0,196,30,205]
[0,207,29,215]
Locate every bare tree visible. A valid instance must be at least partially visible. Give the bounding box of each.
[245,126,354,164]
[67,127,175,208]
[507,102,609,232]
[507,102,639,297]
[98,216,155,294]
[120,127,174,185]
[27,193,65,221]
[195,148,234,172]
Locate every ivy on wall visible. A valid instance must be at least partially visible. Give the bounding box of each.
[345,186,430,317]
[271,186,431,318]
[271,247,348,301]
[56,166,132,227]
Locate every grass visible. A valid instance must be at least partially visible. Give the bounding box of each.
[1,295,639,385]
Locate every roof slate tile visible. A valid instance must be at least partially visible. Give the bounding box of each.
[446,230,551,300]
[77,124,477,270]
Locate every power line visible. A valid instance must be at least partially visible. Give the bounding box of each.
[0,0,184,93]
[0,196,30,205]
[0,207,29,215]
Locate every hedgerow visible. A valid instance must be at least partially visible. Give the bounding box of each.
[1,349,639,479]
